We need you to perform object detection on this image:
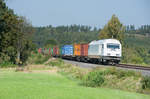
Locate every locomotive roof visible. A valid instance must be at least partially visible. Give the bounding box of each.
[89,39,121,45]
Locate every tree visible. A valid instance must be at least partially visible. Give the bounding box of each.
[99,14,125,43]
[0,0,34,65]
[0,0,19,63]
[44,39,57,48]
[15,16,34,65]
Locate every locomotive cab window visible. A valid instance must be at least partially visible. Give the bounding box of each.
[107,43,120,49]
[102,44,104,48]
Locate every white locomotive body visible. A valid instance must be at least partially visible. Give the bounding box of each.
[88,39,122,64]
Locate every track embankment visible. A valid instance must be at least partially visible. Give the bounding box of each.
[63,59,150,76]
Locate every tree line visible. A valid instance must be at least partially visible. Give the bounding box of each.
[125,25,150,35]
[34,17,150,49]
[33,25,99,48]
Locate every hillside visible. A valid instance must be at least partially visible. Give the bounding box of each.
[33,26,150,48]
[122,34,150,64]
[33,26,150,65]
[125,34,150,48]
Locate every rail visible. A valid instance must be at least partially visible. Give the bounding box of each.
[116,64,150,71]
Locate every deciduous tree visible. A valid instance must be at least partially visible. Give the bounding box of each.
[99,14,125,43]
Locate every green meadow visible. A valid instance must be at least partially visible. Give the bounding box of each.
[0,70,149,99]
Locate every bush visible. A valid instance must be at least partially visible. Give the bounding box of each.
[103,67,141,78]
[82,67,142,91]
[83,71,104,87]
[0,61,17,68]
[35,54,50,64]
[27,52,51,64]
[141,76,150,89]
[46,59,64,67]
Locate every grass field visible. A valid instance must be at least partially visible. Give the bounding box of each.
[0,69,149,99]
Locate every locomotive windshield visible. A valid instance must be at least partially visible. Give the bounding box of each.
[107,43,120,49]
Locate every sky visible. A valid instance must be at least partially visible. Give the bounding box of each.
[6,0,150,28]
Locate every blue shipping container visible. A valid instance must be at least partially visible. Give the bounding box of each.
[62,45,73,56]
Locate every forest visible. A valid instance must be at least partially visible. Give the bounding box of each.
[33,24,150,47]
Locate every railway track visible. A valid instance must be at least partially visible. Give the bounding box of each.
[116,64,150,71]
[63,59,150,71]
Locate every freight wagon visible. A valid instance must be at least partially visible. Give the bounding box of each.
[62,45,73,59]
[81,44,89,62]
[39,39,122,65]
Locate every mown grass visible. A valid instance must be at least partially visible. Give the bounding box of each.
[0,70,149,99]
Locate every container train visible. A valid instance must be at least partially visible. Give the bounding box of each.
[39,39,122,65]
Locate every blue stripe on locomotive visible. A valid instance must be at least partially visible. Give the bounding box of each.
[62,45,73,56]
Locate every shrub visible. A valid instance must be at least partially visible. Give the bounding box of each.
[83,71,104,87]
[103,67,141,78]
[82,67,142,91]
[46,59,64,67]
[35,54,50,64]
[141,76,150,89]
[0,61,17,68]
[27,52,51,64]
